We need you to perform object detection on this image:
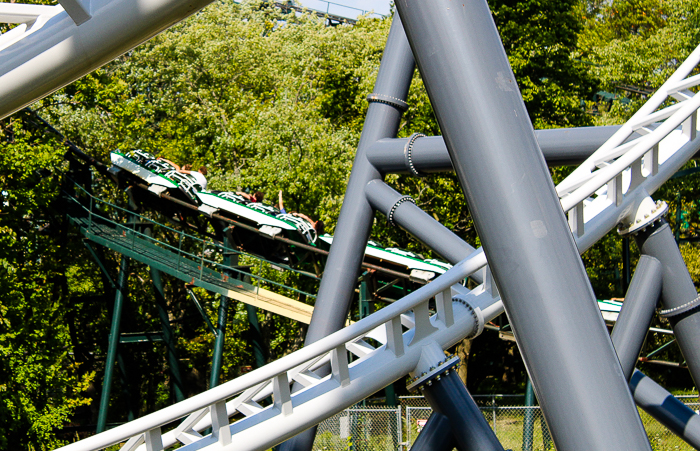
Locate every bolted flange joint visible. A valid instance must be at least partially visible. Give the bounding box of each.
[617,197,668,237]
[453,294,485,339]
[406,354,460,393]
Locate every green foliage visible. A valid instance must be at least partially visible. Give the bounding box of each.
[0,113,92,449]
[491,0,596,128]
[578,0,700,122]
[5,0,699,445]
[45,2,393,230]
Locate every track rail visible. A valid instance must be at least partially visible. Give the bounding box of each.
[57,249,502,451]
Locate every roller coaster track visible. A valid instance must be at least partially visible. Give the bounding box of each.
[2,0,699,446]
[66,197,316,323]
[53,38,700,451]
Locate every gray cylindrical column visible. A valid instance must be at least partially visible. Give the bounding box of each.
[634,219,700,386]
[365,179,477,263]
[394,1,651,450]
[611,255,663,380]
[279,14,415,451]
[305,13,414,344]
[630,370,700,449]
[421,371,504,451]
[409,412,457,451]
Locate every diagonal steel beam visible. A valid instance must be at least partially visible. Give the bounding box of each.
[394,1,652,449]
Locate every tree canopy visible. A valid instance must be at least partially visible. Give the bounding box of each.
[1,0,699,446]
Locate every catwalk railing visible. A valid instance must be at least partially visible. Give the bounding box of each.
[65,183,319,323]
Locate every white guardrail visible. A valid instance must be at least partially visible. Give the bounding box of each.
[55,39,700,451]
[558,43,700,247]
[58,249,503,451]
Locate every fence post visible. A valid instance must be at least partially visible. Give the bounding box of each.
[523,380,535,451]
[397,405,403,451]
[492,395,497,433]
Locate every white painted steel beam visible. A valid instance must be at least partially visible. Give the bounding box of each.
[0,3,58,23]
[0,0,216,120]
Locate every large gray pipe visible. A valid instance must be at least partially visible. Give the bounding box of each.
[409,412,457,451]
[611,255,663,380]
[394,0,651,449]
[630,370,700,448]
[367,126,627,173]
[278,15,416,451]
[422,371,505,451]
[365,179,482,283]
[634,220,700,386]
[0,0,216,120]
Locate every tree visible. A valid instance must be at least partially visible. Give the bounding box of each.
[0,2,642,444]
[0,111,93,449]
[577,0,700,122]
[490,0,598,129]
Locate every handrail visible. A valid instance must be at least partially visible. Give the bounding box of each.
[56,250,488,451]
[557,43,700,213]
[66,181,320,299]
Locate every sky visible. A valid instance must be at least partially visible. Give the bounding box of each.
[297,0,392,19]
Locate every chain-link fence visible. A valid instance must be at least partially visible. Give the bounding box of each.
[312,394,700,451]
[314,406,403,451]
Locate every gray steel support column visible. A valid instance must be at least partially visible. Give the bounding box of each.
[394,1,651,450]
[629,370,700,449]
[409,412,457,451]
[607,252,700,449]
[421,371,505,451]
[96,254,129,433]
[634,219,700,385]
[610,255,663,380]
[365,179,477,266]
[367,126,626,173]
[279,15,415,451]
[304,13,414,344]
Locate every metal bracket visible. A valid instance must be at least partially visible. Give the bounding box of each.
[453,293,485,339]
[406,354,460,392]
[58,0,91,25]
[618,197,668,236]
